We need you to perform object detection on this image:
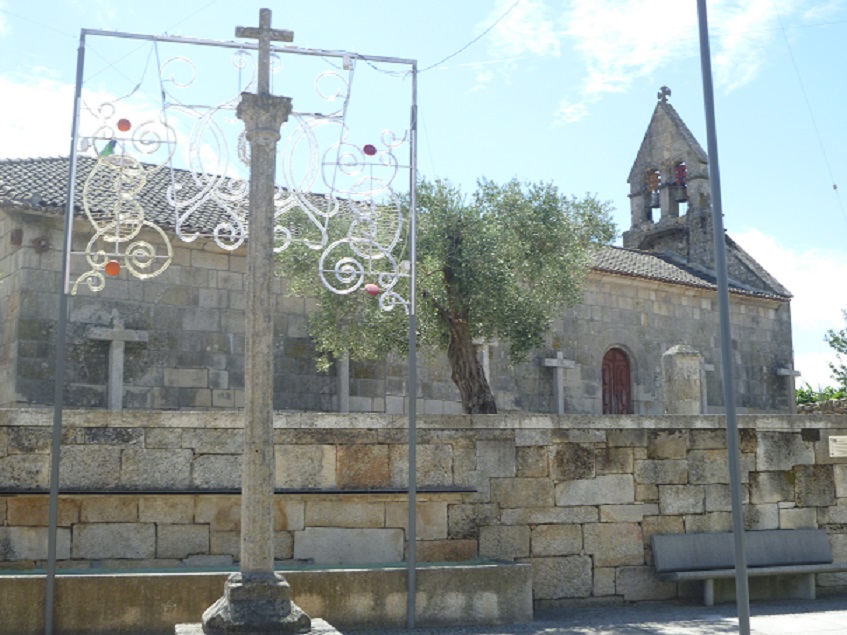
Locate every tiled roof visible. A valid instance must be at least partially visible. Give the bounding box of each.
[1,156,789,301]
[593,245,790,300]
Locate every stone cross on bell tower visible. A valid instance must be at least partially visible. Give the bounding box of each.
[197,8,311,634]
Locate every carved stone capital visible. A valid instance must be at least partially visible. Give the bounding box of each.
[236,92,293,146]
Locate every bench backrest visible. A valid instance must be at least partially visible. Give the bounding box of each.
[652,529,833,573]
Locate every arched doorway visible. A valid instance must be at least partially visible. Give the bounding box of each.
[602,348,632,414]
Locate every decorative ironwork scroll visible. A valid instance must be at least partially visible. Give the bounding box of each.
[72,43,411,311]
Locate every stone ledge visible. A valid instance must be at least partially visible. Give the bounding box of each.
[175,617,339,634]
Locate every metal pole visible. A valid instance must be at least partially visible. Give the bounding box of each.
[45,29,86,635]
[696,2,751,633]
[406,62,419,630]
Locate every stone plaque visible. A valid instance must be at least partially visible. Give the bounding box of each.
[828,436,847,458]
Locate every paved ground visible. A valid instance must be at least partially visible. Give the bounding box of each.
[349,596,847,635]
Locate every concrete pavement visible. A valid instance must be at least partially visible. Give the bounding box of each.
[350,596,847,635]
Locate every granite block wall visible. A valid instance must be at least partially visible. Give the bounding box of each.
[2,409,846,605]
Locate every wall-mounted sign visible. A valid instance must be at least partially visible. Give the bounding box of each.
[828,436,847,458]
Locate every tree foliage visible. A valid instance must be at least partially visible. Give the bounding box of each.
[278,178,615,413]
[825,309,847,390]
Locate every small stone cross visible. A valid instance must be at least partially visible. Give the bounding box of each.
[86,309,148,411]
[658,85,671,103]
[542,351,576,415]
[235,8,294,94]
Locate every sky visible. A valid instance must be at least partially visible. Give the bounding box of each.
[0,0,846,390]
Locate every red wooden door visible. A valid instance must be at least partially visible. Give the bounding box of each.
[602,348,632,414]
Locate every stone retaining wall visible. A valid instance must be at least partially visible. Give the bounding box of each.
[798,399,847,415]
[2,409,847,605]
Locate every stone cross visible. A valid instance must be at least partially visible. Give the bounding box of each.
[542,351,576,415]
[86,310,148,411]
[658,85,671,103]
[201,9,309,634]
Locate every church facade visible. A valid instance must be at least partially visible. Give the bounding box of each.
[0,94,797,415]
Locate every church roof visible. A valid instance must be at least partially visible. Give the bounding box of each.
[594,245,790,301]
[0,156,790,301]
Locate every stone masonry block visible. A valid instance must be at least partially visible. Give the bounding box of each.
[617,565,677,601]
[684,512,732,533]
[750,471,794,504]
[157,524,209,559]
[555,474,634,506]
[337,445,390,488]
[274,499,305,532]
[139,496,195,524]
[164,368,209,388]
[596,447,633,475]
[634,460,687,484]
[193,454,242,489]
[447,503,498,540]
[659,485,704,515]
[80,496,138,523]
[688,449,730,484]
[0,526,70,560]
[479,525,530,560]
[600,503,659,523]
[385,502,448,540]
[275,444,336,489]
[476,440,516,477]
[121,449,192,489]
[795,465,836,507]
[744,504,779,530]
[306,501,385,529]
[593,566,616,597]
[531,556,592,600]
[757,432,814,471]
[293,527,404,565]
[7,496,79,527]
[583,523,644,566]
[389,443,453,486]
[516,446,548,477]
[416,539,477,562]
[196,497,240,531]
[73,523,155,559]
[491,478,554,508]
[779,507,817,529]
[647,430,688,459]
[550,444,595,480]
[59,446,121,489]
[835,465,847,498]
[531,524,582,556]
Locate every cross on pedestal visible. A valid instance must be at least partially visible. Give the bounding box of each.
[199,8,308,635]
[86,310,148,411]
[542,351,576,416]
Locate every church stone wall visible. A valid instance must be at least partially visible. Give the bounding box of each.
[1,409,846,606]
[0,207,794,416]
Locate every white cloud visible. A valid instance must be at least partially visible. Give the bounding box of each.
[0,76,75,158]
[482,0,561,59]
[553,99,589,126]
[732,226,847,387]
[0,2,8,36]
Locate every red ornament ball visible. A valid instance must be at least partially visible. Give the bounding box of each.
[364,283,380,295]
[363,144,377,156]
[104,260,121,277]
[117,118,132,132]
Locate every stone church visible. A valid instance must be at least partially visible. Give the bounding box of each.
[0,93,797,415]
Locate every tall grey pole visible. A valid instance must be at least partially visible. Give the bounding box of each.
[406,62,419,630]
[45,29,86,635]
[696,2,751,633]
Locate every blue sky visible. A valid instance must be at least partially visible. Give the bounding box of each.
[1,0,846,389]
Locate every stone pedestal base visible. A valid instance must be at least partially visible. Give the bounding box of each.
[195,572,311,633]
[175,618,340,635]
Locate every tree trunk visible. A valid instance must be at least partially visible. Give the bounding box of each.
[446,317,497,414]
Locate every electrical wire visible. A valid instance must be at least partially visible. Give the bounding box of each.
[772,1,847,228]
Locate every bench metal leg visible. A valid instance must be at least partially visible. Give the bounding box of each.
[704,579,714,607]
[801,573,816,600]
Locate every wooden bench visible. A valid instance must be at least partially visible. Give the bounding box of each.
[652,529,847,606]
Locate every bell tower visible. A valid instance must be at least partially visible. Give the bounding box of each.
[623,87,715,269]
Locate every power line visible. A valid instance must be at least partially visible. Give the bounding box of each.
[772,1,847,228]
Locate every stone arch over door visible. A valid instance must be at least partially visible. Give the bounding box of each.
[602,347,632,414]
